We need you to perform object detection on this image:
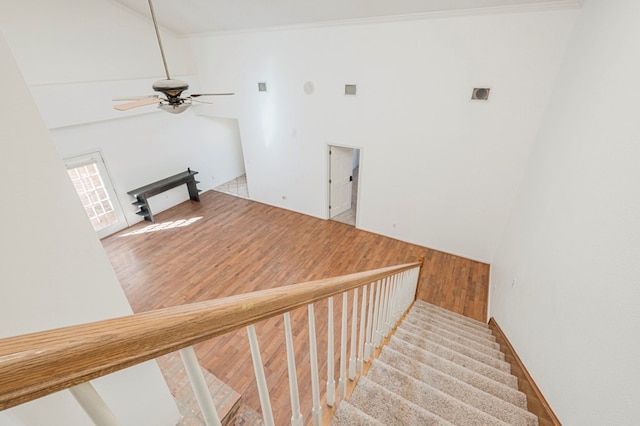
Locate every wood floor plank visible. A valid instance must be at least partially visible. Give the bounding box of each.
[102,190,489,425]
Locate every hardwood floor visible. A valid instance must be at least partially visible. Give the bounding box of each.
[102,190,489,424]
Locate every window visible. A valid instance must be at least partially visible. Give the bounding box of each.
[65,152,127,238]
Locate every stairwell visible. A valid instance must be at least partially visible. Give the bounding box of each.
[332,300,539,425]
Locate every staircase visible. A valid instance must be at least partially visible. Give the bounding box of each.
[332,300,539,425]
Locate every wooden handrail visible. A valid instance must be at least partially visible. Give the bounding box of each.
[0,261,421,410]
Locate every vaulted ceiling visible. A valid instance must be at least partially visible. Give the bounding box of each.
[112,0,578,35]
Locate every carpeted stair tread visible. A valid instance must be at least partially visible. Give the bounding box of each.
[331,401,385,426]
[409,302,493,331]
[330,301,539,426]
[411,302,492,335]
[386,339,524,406]
[377,349,537,424]
[396,324,511,372]
[400,317,504,359]
[367,360,510,425]
[407,309,495,343]
[406,309,497,341]
[347,376,454,425]
[405,310,498,345]
[389,334,517,388]
[413,300,491,325]
[412,301,493,334]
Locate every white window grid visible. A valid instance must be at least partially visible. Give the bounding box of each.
[67,163,118,231]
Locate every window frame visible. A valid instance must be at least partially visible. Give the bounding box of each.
[64,151,128,238]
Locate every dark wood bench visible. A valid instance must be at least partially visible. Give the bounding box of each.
[127,169,201,222]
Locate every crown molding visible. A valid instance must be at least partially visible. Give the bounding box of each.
[183,0,582,39]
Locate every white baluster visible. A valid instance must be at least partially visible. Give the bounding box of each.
[401,272,408,316]
[349,288,358,380]
[398,273,404,318]
[326,297,335,407]
[407,269,416,310]
[179,346,222,426]
[395,273,402,316]
[308,304,322,426]
[389,274,399,327]
[69,382,119,426]
[364,280,376,362]
[376,278,388,347]
[401,270,409,311]
[373,278,384,348]
[412,267,420,302]
[338,292,348,398]
[357,284,367,373]
[283,313,303,426]
[400,271,410,312]
[247,325,275,426]
[383,275,393,336]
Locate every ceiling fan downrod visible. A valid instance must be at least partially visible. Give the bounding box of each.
[148,0,171,81]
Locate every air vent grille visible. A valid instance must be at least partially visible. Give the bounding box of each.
[345,84,357,96]
[471,87,490,101]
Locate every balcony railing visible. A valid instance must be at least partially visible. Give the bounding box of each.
[0,261,422,425]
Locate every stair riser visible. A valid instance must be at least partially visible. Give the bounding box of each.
[348,377,454,425]
[392,331,517,388]
[377,351,536,425]
[401,318,504,359]
[406,309,497,343]
[331,402,385,426]
[397,324,511,371]
[367,362,508,426]
[384,343,526,408]
[412,302,493,334]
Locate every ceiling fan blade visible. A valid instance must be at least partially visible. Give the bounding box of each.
[113,97,162,111]
[190,93,235,98]
[113,95,159,101]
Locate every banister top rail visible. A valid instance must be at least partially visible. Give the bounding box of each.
[0,261,421,410]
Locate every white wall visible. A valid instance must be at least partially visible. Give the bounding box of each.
[490,1,640,424]
[50,111,245,225]
[0,1,245,228]
[0,0,194,85]
[0,30,180,425]
[188,7,578,262]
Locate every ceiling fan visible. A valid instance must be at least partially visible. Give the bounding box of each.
[113,0,233,114]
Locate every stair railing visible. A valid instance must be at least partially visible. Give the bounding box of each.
[0,261,422,425]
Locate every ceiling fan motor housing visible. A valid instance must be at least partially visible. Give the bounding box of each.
[153,79,189,99]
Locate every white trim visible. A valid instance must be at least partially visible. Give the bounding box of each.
[183,1,582,38]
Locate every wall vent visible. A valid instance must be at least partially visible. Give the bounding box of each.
[258,82,268,92]
[345,84,357,96]
[471,87,490,101]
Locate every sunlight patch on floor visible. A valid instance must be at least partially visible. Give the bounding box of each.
[120,217,203,236]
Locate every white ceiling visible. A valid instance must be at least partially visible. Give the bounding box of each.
[111,0,579,35]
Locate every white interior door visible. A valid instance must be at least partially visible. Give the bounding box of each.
[330,146,353,217]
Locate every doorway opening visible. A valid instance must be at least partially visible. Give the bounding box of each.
[203,116,249,199]
[328,145,360,227]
